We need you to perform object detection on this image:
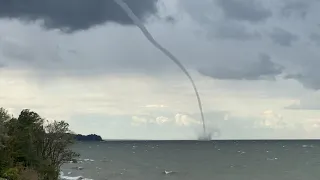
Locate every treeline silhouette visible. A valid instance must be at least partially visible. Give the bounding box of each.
[74,134,103,141]
[0,107,79,180]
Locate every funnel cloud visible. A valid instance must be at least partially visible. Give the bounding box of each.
[2,0,320,140]
[113,0,208,136]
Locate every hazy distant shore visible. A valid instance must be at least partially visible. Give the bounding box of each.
[74,134,103,141]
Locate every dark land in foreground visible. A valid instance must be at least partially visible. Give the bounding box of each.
[1,108,80,180]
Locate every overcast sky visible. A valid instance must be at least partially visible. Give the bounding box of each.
[1,0,320,140]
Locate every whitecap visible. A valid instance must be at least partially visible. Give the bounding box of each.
[59,172,93,180]
[302,144,314,148]
[267,157,278,161]
[83,158,95,162]
[163,170,177,175]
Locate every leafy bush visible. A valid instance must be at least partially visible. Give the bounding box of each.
[3,167,19,180]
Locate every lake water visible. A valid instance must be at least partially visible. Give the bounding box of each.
[60,140,320,180]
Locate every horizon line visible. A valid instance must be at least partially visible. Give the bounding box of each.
[99,138,320,141]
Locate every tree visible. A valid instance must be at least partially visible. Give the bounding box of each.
[6,109,45,168]
[0,108,12,175]
[39,120,79,179]
[0,108,79,180]
[0,108,10,149]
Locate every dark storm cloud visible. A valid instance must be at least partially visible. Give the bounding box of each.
[214,22,261,41]
[269,28,299,46]
[198,53,284,80]
[0,62,5,68]
[0,34,178,78]
[310,33,320,46]
[285,73,320,90]
[0,0,159,32]
[164,16,176,24]
[215,0,272,23]
[281,1,310,19]
[0,39,35,62]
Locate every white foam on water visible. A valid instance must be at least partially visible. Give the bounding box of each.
[302,144,314,148]
[59,171,93,180]
[82,158,95,162]
[164,170,173,175]
[163,170,177,175]
[266,157,278,161]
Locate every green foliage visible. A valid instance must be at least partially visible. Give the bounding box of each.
[0,108,79,180]
[3,167,19,180]
[0,107,10,150]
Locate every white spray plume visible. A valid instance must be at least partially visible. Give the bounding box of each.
[113,0,206,134]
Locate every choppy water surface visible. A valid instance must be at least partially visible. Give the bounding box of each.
[61,140,320,180]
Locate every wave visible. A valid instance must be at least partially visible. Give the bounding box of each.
[59,171,93,180]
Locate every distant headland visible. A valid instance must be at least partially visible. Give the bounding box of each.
[74,134,103,141]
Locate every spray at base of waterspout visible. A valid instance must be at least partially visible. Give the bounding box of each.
[197,132,212,141]
[197,127,221,141]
